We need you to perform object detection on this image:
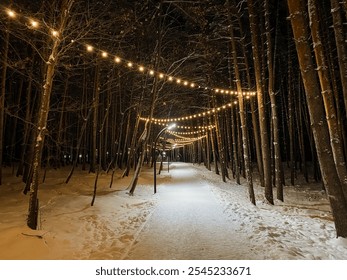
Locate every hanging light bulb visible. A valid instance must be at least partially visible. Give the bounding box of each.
[7,9,16,18]
[86,45,94,52]
[51,29,59,37]
[101,51,108,58]
[114,56,121,63]
[29,19,39,28]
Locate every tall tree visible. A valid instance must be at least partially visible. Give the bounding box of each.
[247,0,273,204]
[287,0,347,237]
[27,0,75,229]
[265,0,283,201]
[0,22,9,186]
[308,0,347,199]
[228,0,255,205]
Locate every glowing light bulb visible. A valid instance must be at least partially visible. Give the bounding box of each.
[139,66,144,72]
[176,79,181,84]
[215,89,219,93]
[86,45,93,52]
[183,81,188,86]
[127,62,133,67]
[159,73,164,79]
[30,19,39,28]
[7,10,16,18]
[149,70,155,75]
[102,51,108,58]
[51,30,59,37]
[168,76,173,81]
[114,57,121,63]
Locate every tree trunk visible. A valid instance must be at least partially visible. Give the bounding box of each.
[330,0,347,120]
[308,0,347,199]
[265,0,283,201]
[248,0,273,204]
[27,0,74,230]
[0,28,9,185]
[228,2,255,204]
[287,0,347,237]
[89,63,100,173]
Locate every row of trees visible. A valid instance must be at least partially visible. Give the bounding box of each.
[0,0,346,236]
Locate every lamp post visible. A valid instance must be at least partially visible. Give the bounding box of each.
[153,123,175,194]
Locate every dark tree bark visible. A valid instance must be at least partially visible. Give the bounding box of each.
[27,0,75,230]
[288,0,347,237]
[248,0,273,204]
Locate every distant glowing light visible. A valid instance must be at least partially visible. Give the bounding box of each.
[51,30,59,37]
[139,66,144,72]
[30,19,39,28]
[114,56,121,63]
[7,10,16,18]
[86,45,93,52]
[101,51,108,58]
[127,62,133,67]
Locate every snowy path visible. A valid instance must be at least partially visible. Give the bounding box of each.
[124,163,261,260]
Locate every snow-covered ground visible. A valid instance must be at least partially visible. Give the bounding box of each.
[0,162,346,260]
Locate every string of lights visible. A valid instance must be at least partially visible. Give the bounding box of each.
[1,6,257,98]
[139,117,215,131]
[139,100,238,125]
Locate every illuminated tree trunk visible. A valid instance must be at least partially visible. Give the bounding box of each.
[213,104,227,182]
[331,0,347,120]
[265,0,283,201]
[237,12,264,187]
[288,0,347,237]
[231,106,240,184]
[308,0,347,199]
[89,63,100,173]
[248,0,273,204]
[0,28,9,186]
[229,6,255,204]
[27,0,74,229]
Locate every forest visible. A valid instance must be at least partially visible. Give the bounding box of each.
[0,0,347,238]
